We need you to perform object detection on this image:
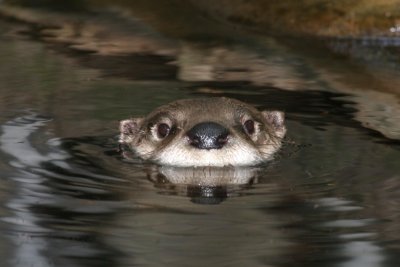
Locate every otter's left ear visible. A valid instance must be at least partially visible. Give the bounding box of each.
[262,111,286,139]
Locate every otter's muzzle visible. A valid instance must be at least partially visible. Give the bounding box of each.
[187,122,229,150]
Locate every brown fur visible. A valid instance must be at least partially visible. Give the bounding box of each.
[119,97,286,166]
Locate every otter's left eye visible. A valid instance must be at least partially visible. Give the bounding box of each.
[157,123,171,138]
[243,119,255,135]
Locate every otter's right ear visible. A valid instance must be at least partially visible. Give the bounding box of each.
[261,111,286,139]
[119,118,143,143]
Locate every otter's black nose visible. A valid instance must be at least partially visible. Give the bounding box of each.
[187,122,229,150]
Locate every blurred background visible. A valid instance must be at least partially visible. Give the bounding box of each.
[1,0,400,137]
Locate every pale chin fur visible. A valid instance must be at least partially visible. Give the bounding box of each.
[149,139,270,167]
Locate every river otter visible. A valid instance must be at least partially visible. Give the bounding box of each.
[119,97,286,167]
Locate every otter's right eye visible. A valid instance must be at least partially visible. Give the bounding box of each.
[157,123,171,138]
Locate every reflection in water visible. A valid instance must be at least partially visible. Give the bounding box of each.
[177,44,303,89]
[151,165,259,185]
[313,198,385,267]
[340,241,384,267]
[0,114,123,267]
[147,166,260,204]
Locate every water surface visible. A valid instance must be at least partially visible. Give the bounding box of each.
[0,10,400,267]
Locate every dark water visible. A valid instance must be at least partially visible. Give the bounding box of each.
[1,8,400,267]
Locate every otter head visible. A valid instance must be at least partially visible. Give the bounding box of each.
[119,97,286,167]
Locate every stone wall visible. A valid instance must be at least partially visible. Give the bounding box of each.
[4,0,400,37]
[189,0,400,36]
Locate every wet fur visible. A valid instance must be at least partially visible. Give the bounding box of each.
[119,97,286,167]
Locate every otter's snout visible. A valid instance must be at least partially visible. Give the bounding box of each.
[187,122,229,150]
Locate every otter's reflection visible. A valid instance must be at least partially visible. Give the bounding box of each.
[147,166,260,204]
[187,186,227,205]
